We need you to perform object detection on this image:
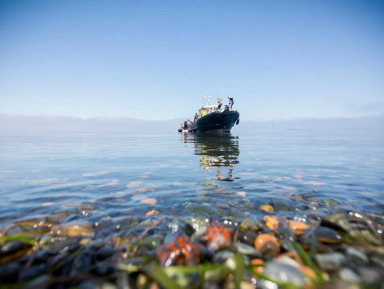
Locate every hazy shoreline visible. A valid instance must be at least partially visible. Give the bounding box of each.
[1,114,383,133]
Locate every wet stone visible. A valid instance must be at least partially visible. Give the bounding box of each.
[0,262,21,283]
[53,220,94,237]
[26,274,51,289]
[275,256,301,268]
[235,242,261,258]
[272,198,293,211]
[212,250,235,265]
[322,199,341,208]
[239,218,262,232]
[0,240,31,256]
[280,240,296,252]
[263,262,306,286]
[237,230,256,246]
[345,246,368,265]
[371,254,384,268]
[34,249,52,263]
[79,280,101,289]
[79,280,117,289]
[115,216,139,231]
[70,252,94,276]
[18,264,46,282]
[357,267,383,286]
[96,260,114,276]
[316,281,360,289]
[96,245,115,261]
[314,226,343,243]
[138,234,164,251]
[254,234,280,256]
[276,226,296,242]
[321,213,353,234]
[315,252,346,271]
[47,251,70,270]
[184,203,219,217]
[338,267,361,283]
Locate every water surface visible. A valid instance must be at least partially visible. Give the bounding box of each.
[1,130,383,233]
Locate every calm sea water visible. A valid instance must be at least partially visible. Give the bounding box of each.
[1,130,383,231]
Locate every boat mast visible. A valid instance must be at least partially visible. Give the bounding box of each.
[202,94,211,105]
[201,88,211,105]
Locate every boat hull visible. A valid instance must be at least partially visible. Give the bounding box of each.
[192,110,240,133]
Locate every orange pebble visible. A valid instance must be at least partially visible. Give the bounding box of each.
[259,204,274,212]
[264,215,279,230]
[140,198,157,204]
[145,210,159,217]
[251,258,264,266]
[289,220,310,235]
[254,233,280,256]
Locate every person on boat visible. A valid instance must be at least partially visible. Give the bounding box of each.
[228,96,234,110]
[217,97,223,110]
[194,113,199,121]
[184,120,188,129]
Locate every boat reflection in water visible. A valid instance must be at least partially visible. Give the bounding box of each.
[182,133,239,182]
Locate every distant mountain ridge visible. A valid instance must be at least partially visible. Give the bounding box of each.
[1,114,383,133]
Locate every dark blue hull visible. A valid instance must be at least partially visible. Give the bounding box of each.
[192,110,240,133]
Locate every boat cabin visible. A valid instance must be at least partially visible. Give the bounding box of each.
[199,104,219,117]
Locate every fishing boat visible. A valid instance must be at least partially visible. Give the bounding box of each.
[178,96,240,133]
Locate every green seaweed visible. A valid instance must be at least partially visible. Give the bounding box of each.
[50,245,86,273]
[233,252,244,289]
[291,241,325,283]
[146,263,182,289]
[0,234,38,246]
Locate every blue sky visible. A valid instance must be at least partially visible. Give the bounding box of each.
[0,0,383,121]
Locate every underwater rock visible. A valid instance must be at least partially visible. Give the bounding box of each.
[263,262,306,286]
[70,252,93,276]
[0,262,21,283]
[314,226,343,243]
[18,264,46,282]
[321,213,353,234]
[235,242,261,258]
[238,218,262,232]
[237,230,257,246]
[338,267,361,283]
[357,266,382,286]
[0,240,31,257]
[52,220,94,237]
[259,204,274,213]
[212,250,235,265]
[345,246,368,265]
[315,252,346,271]
[96,245,115,261]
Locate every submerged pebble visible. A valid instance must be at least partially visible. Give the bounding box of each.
[315,252,346,271]
[0,193,382,289]
[263,262,306,286]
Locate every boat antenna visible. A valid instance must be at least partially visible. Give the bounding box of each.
[201,88,211,105]
[202,88,205,106]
